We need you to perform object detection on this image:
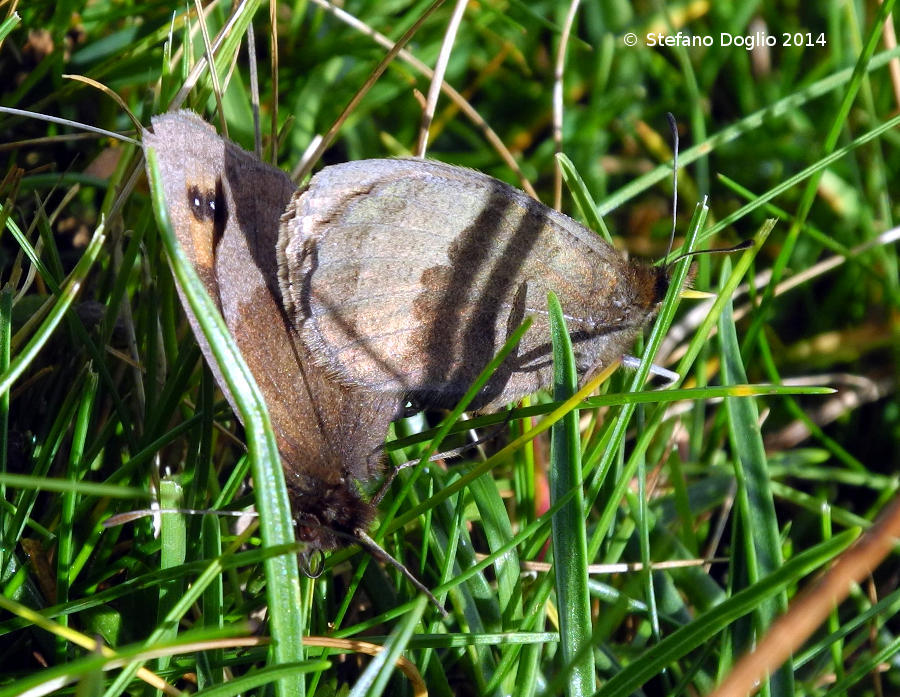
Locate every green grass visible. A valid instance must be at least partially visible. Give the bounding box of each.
[2,2,900,696]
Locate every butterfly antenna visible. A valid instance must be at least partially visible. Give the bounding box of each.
[665,112,679,264]
[356,528,449,617]
[668,239,754,265]
[662,113,754,266]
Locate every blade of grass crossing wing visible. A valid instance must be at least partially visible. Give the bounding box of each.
[548,291,594,697]
[146,148,304,697]
[377,318,532,534]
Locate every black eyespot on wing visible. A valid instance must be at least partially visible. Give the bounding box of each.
[187,184,214,222]
[186,181,228,250]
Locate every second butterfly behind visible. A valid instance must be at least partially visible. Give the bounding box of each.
[279,158,670,412]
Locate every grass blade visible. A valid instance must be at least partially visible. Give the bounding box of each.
[145,148,304,697]
[547,290,594,697]
[719,261,791,695]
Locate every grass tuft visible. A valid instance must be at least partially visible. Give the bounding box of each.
[2,2,899,696]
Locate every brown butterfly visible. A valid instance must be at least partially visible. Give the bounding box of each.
[278,158,670,412]
[143,110,397,551]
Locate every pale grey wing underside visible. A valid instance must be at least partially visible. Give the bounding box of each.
[280,159,651,410]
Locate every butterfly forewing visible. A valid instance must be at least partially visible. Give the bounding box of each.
[145,111,395,548]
